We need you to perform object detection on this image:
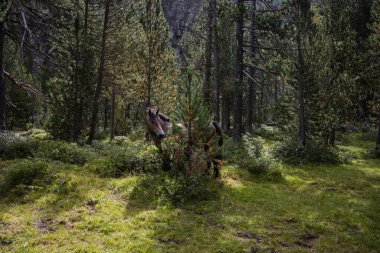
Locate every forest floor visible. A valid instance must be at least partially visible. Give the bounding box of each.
[0,133,379,253]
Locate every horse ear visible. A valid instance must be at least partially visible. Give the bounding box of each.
[147,108,153,118]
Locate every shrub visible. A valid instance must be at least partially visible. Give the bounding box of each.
[48,174,77,195]
[368,147,380,159]
[274,138,344,164]
[87,138,161,177]
[131,172,217,206]
[24,128,51,140]
[0,132,35,160]
[253,125,283,140]
[223,134,281,178]
[35,141,95,165]
[0,160,52,194]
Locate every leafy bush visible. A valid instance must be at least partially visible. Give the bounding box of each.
[35,141,95,165]
[131,172,217,206]
[0,132,35,160]
[48,174,77,195]
[87,138,161,177]
[0,160,52,194]
[368,147,380,159]
[253,125,283,140]
[274,138,345,164]
[224,134,278,175]
[26,128,51,140]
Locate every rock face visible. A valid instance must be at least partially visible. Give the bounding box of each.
[161,0,204,66]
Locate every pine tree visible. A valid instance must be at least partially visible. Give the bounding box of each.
[173,68,211,172]
[368,0,380,149]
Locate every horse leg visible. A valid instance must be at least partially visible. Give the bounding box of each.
[204,143,212,175]
[156,142,170,171]
[161,150,171,171]
[212,159,220,178]
[205,160,211,175]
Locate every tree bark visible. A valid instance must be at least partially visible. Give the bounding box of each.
[246,0,256,134]
[88,0,111,144]
[212,0,220,123]
[296,3,306,146]
[0,21,6,131]
[104,100,108,131]
[110,85,116,140]
[204,0,213,109]
[233,0,244,140]
[74,0,89,142]
[72,10,81,140]
[222,90,231,132]
[376,101,380,149]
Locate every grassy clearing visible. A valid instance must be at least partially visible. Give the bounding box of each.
[0,133,379,252]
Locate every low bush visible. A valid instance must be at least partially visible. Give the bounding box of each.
[0,160,53,194]
[253,125,283,140]
[131,172,217,206]
[0,132,35,160]
[25,128,51,140]
[367,147,380,159]
[48,174,77,195]
[224,134,279,175]
[274,138,346,164]
[87,138,161,177]
[35,141,95,165]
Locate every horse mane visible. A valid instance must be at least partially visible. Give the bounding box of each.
[159,113,170,122]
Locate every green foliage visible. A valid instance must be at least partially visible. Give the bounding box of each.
[274,138,349,164]
[25,128,51,140]
[0,160,52,194]
[48,174,77,195]
[368,147,380,159]
[172,69,213,173]
[35,141,95,165]
[87,138,160,177]
[253,125,283,141]
[0,132,35,160]
[224,134,280,177]
[174,69,211,134]
[131,172,217,207]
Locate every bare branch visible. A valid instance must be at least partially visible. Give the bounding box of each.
[4,71,49,101]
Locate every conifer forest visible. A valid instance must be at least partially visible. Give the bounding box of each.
[0,0,379,252]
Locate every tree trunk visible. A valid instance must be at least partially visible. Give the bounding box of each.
[0,21,5,131]
[204,0,213,109]
[233,0,244,140]
[104,100,108,131]
[110,86,116,141]
[74,0,89,142]
[296,22,306,146]
[222,90,231,132]
[72,10,81,140]
[88,0,111,144]
[246,0,256,134]
[376,101,380,149]
[212,0,220,122]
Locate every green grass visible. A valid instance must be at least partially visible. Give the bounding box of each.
[0,133,379,252]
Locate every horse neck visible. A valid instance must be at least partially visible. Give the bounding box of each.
[159,118,171,134]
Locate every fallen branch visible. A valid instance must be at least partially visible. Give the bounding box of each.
[5,95,17,108]
[4,71,49,101]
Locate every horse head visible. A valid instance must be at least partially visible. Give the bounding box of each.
[146,108,171,146]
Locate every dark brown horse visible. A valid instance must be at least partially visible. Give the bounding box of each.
[146,108,223,177]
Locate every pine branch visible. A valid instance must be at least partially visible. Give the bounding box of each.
[4,71,49,101]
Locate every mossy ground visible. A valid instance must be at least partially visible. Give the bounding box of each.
[0,133,379,252]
